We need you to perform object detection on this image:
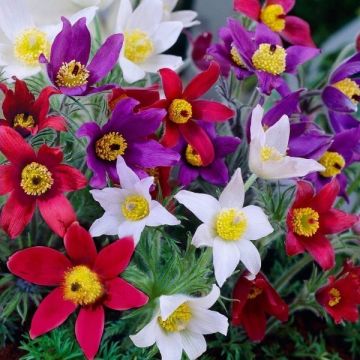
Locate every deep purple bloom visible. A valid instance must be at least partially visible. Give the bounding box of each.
[77,98,180,188]
[40,17,123,96]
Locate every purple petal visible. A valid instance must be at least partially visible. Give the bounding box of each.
[328,111,360,132]
[256,71,282,95]
[58,85,88,96]
[330,60,360,83]
[322,86,357,113]
[76,122,101,139]
[329,127,360,165]
[255,23,281,46]
[200,159,229,185]
[178,163,199,186]
[285,46,320,74]
[213,136,241,157]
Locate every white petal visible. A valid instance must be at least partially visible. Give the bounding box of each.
[170,10,200,28]
[152,21,182,53]
[119,55,146,83]
[248,139,263,177]
[141,54,183,73]
[162,0,178,12]
[90,188,125,214]
[72,0,113,10]
[189,284,220,309]
[133,178,154,202]
[115,0,132,32]
[116,156,140,188]
[242,205,273,240]
[89,213,120,237]
[130,316,158,348]
[265,114,289,154]
[146,200,180,226]
[159,294,192,320]
[127,0,162,32]
[219,168,244,208]
[175,190,220,224]
[156,328,183,360]
[250,104,265,144]
[180,331,207,360]
[187,308,228,336]
[117,220,145,244]
[192,224,215,248]
[237,240,261,275]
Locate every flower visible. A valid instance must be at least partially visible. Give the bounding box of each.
[90,156,180,244]
[40,17,123,96]
[0,0,97,79]
[114,0,183,83]
[232,272,288,341]
[130,285,228,360]
[77,97,180,189]
[155,62,234,166]
[249,104,325,179]
[7,222,148,359]
[234,0,315,47]
[190,32,213,71]
[0,78,66,136]
[175,169,273,286]
[0,127,87,238]
[286,180,357,270]
[161,0,199,28]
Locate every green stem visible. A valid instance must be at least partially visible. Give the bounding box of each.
[244,174,257,192]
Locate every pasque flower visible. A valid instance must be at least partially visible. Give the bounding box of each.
[40,16,123,96]
[175,169,273,286]
[155,62,234,166]
[0,127,87,238]
[232,272,288,341]
[161,0,199,28]
[90,156,180,244]
[130,285,228,360]
[0,78,66,136]
[7,222,148,359]
[286,180,357,270]
[190,32,213,71]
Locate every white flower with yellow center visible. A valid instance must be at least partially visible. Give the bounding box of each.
[90,156,180,244]
[161,0,199,28]
[130,285,228,360]
[0,0,97,79]
[175,169,273,287]
[114,0,183,83]
[249,105,325,179]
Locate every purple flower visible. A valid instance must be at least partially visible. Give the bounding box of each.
[40,17,123,96]
[77,98,180,188]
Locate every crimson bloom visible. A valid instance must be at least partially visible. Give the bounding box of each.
[0,78,66,136]
[0,127,87,238]
[154,62,234,166]
[286,180,357,270]
[232,272,288,341]
[7,223,148,360]
[234,0,315,47]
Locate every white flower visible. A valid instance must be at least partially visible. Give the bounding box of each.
[175,169,273,287]
[249,104,325,179]
[0,0,97,80]
[71,0,114,10]
[161,0,199,28]
[115,0,183,83]
[90,156,180,244]
[130,285,228,360]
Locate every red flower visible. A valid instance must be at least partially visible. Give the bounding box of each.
[232,272,288,341]
[0,127,87,238]
[7,223,148,360]
[0,78,66,136]
[286,180,357,270]
[154,62,234,166]
[190,32,213,71]
[234,0,316,47]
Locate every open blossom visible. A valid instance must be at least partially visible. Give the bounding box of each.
[161,0,199,28]
[130,285,228,360]
[0,127,87,238]
[7,223,148,359]
[286,180,357,270]
[249,105,325,179]
[175,169,273,286]
[40,17,123,96]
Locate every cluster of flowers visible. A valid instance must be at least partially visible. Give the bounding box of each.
[0,0,359,359]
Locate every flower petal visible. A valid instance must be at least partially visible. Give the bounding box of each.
[145,200,180,226]
[219,168,244,208]
[187,307,228,336]
[285,231,305,256]
[0,164,16,195]
[55,165,87,192]
[127,0,162,32]
[119,56,146,83]
[320,209,357,234]
[130,317,157,348]
[90,213,121,237]
[285,46,320,74]
[233,0,261,19]
[237,240,261,275]
[180,331,207,359]
[265,114,289,154]
[159,294,192,320]
[116,156,140,188]
[116,220,145,244]
[141,54,183,73]
[156,328,183,360]
[242,205,273,240]
[189,284,220,309]
[152,21,183,54]
[159,68,183,100]
[191,100,234,122]
[192,223,215,248]
[282,16,316,47]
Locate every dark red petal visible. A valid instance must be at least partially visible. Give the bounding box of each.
[0,164,16,195]
[303,233,335,270]
[159,68,183,100]
[30,287,76,338]
[292,180,314,208]
[320,209,357,235]
[54,164,87,192]
[183,62,220,101]
[14,78,35,107]
[232,274,252,325]
[241,301,267,341]
[282,16,316,47]
[94,237,135,279]
[64,222,97,267]
[75,306,104,360]
[160,120,181,148]
[37,145,64,167]
[233,0,261,19]
[104,278,148,310]
[32,86,60,121]
[38,116,67,132]
[191,100,234,122]
[312,179,339,213]
[285,231,305,256]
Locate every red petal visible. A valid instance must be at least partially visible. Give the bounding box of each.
[123,87,160,108]
[160,120,181,147]
[104,278,148,310]
[183,62,220,101]
[54,164,87,192]
[14,78,35,106]
[94,237,135,279]
[159,68,183,100]
[37,145,64,167]
[75,306,104,360]
[192,100,234,122]
[320,209,357,235]
[282,16,316,47]
[241,301,267,341]
[285,231,305,256]
[234,0,261,19]
[312,179,339,213]
[64,222,97,267]
[232,274,252,325]
[303,233,335,270]
[39,116,67,132]
[267,0,295,13]
[32,86,60,121]
[292,180,314,208]
[30,287,76,338]
[0,164,16,195]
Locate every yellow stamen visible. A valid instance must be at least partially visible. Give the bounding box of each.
[292,207,319,237]
[318,151,345,178]
[328,287,341,307]
[13,113,35,129]
[260,4,286,32]
[168,99,193,124]
[230,45,247,68]
[185,145,203,167]
[158,303,192,332]
[20,162,54,196]
[124,30,154,64]
[121,195,149,221]
[333,78,360,105]
[95,132,128,161]
[252,43,286,75]
[63,265,104,306]
[56,60,89,88]
[215,208,247,241]
[248,286,263,299]
[260,146,284,161]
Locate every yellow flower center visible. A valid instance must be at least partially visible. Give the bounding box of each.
[292,207,319,237]
[230,45,246,68]
[318,151,345,178]
[158,303,192,332]
[332,78,360,105]
[95,132,128,161]
[215,208,247,241]
[20,162,54,196]
[14,28,50,66]
[13,113,35,129]
[185,144,203,167]
[168,99,193,124]
[260,146,284,161]
[63,265,104,306]
[252,43,286,75]
[328,287,341,307]
[121,195,149,221]
[56,60,89,88]
[260,4,286,32]
[124,29,154,64]
[247,286,263,299]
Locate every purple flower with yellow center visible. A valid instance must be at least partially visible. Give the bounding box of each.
[40,17,123,96]
[77,98,180,188]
